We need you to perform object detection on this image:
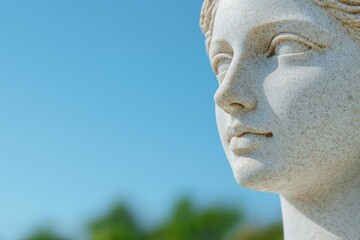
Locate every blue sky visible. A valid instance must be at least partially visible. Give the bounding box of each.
[0,1,280,239]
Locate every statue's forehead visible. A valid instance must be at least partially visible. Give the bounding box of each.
[216,0,314,19]
[212,0,327,44]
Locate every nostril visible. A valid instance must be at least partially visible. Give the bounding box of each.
[230,103,245,109]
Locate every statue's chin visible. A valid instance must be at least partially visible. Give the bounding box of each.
[231,157,282,193]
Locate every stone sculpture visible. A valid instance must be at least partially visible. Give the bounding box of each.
[200,0,360,239]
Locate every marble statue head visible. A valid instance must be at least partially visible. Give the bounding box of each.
[201,0,360,198]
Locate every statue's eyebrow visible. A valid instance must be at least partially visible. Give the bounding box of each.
[209,40,233,60]
[208,19,332,62]
[247,19,332,48]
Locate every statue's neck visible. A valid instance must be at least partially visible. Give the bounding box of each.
[280,174,360,240]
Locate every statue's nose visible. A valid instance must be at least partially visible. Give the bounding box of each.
[214,76,257,114]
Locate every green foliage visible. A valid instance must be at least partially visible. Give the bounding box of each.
[23,228,68,240]
[23,198,283,240]
[89,203,142,240]
[232,224,283,240]
[146,198,241,240]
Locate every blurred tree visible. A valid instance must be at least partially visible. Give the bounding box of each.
[89,203,142,240]
[146,198,241,240]
[232,223,283,240]
[23,228,68,240]
[23,198,283,240]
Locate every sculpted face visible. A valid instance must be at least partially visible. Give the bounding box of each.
[210,0,360,197]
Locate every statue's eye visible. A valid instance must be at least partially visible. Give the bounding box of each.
[267,33,314,58]
[212,53,232,82]
[216,58,232,75]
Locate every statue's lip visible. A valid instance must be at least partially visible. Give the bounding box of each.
[226,125,273,143]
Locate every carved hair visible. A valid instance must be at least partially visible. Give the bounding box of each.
[200,0,360,51]
[200,0,220,52]
[314,0,360,38]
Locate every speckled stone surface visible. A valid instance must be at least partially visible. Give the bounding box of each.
[200,0,360,239]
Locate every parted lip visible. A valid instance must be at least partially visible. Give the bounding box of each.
[226,124,273,142]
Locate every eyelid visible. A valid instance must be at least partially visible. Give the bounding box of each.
[266,33,323,58]
[211,53,233,75]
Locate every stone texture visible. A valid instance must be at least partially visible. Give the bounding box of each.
[200,0,360,239]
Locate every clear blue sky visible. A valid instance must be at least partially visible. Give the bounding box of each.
[0,1,280,239]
